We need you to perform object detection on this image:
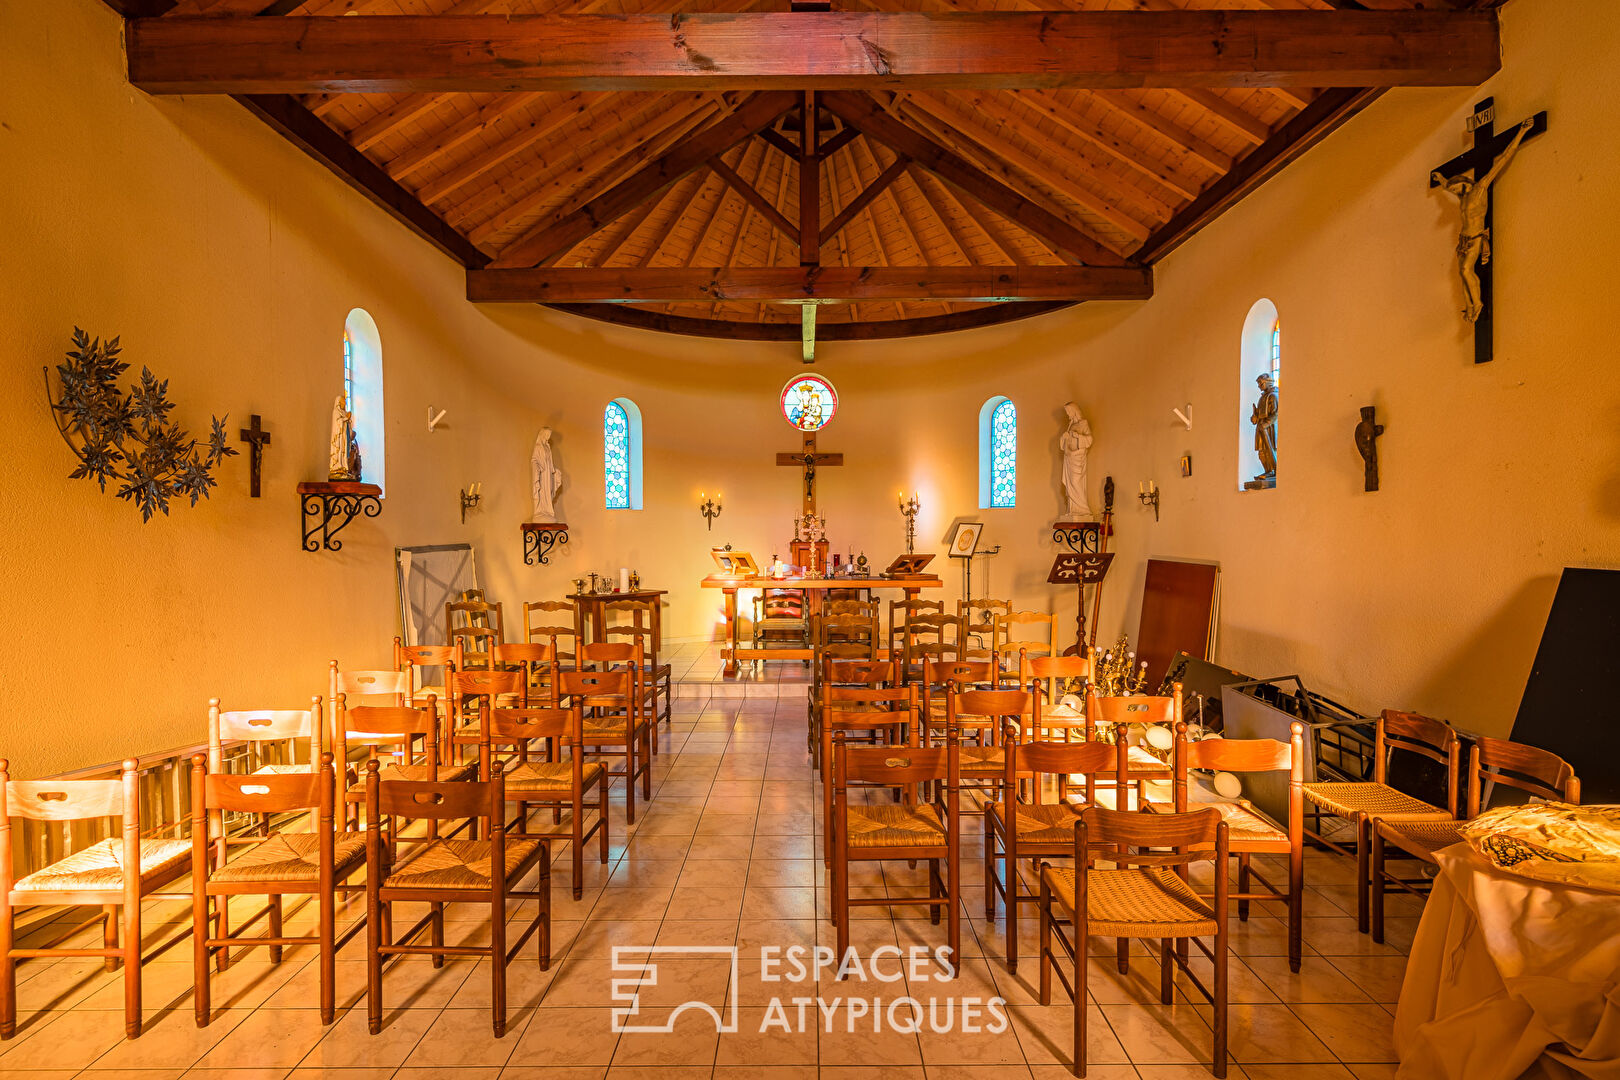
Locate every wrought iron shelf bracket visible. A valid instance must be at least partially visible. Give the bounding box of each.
[1052,521,1102,554]
[522,522,570,566]
[298,481,383,552]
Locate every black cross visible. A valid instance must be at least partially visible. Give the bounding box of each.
[238,414,271,498]
[1430,98,1547,364]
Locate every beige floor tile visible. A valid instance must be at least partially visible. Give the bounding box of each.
[186,1007,325,1070]
[1097,1001,1217,1065]
[715,1006,818,1064]
[609,1006,722,1066]
[1192,1003,1338,1064]
[1242,955,1371,1004]
[401,1007,528,1067]
[298,1004,439,1069]
[654,919,739,949]
[1322,955,1409,1004]
[1240,1064,1356,1078]
[1007,1003,1129,1066]
[0,1007,128,1070]
[1287,1003,1397,1062]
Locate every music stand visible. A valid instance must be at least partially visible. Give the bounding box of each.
[1048,552,1114,654]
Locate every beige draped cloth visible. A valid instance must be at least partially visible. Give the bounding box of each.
[1395,843,1620,1080]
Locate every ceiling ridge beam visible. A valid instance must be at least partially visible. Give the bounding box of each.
[129,11,1502,95]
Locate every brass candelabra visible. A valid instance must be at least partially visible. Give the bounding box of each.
[898,491,920,553]
[699,491,723,531]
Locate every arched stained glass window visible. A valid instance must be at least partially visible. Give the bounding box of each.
[1269,319,1282,381]
[603,397,643,510]
[343,308,384,494]
[604,402,630,509]
[978,396,1016,508]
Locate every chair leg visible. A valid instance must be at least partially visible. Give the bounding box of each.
[123,899,142,1039]
[947,849,960,979]
[1006,857,1020,974]
[640,729,653,802]
[1159,939,1173,1004]
[491,893,508,1038]
[1116,937,1129,976]
[216,895,231,972]
[834,854,849,965]
[572,798,585,902]
[599,780,611,866]
[929,859,941,926]
[1073,911,1088,1078]
[1213,931,1229,1079]
[193,894,211,1028]
[0,911,13,1040]
[366,894,383,1034]
[1288,844,1304,974]
[1370,829,1386,945]
[319,884,336,1025]
[539,852,552,971]
[103,905,119,973]
[624,742,637,826]
[1038,875,1052,1006]
[1236,855,1251,923]
[431,902,445,969]
[1355,814,1371,934]
[268,896,284,964]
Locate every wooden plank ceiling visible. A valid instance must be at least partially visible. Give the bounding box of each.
[115,0,1502,341]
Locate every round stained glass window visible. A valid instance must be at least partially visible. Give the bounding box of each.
[781,375,838,432]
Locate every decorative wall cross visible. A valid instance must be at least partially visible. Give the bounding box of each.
[1430,97,1546,364]
[238,413,271,497]
[775,432,843,515]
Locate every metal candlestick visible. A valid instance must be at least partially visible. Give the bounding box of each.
[1137,481,1159,522]
[699,492,723,531]
[898,491,920,554]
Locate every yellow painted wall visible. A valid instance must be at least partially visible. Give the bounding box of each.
[1,0,1615,778]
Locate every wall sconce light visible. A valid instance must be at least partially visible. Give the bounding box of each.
[700,491,723,531]
[898,490,920,553]
[460,482,482,524]
[1138,479,1159,522]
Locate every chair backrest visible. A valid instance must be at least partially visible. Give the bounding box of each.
[757,589,807,620]
[1174,721,1303,829]
[1078,804,1226,871]
[1008,736,1124,807]
[485,705,577,746]
[1023,652,1091,701]
[366,760,501,823]
[493,640,560,708]
[580,640,641,668]
[994,610,1058,664]
[947,688,1034,739]
[330,662,409,708]
[209,698,321,772]
[823,598,878,619]
[1375,710,1460,815]
[395,638,462,700]
[603,599,663,660]
[833,737,958,789]
[1086,685,1181,742]
[334,698,439,772]
[449,625,499,670]
[559,667,635,705]
[0,759,140,899]
[446,598,505,643]
[958,598,1010,659]
[823,685,917,734]
[1469,735,1579,814]
[524,600,579,663]
[923,659,999,697]
[815,613,877,659]
[192,755,336,882]
[823,658,894,687]
[450,669,525,706]
[887,598,944,652]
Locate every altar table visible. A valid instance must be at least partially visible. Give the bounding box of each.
[566,589,668,649]
[1394,843,1620,1080]
[701,574,942,676]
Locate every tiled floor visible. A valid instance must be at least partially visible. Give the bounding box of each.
[0,645,1419,1079]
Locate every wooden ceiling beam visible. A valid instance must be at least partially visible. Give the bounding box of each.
[468,265,1153,304]
[488,91,794,267]
[710,151,797,243]
[387,91,539,181]
[1172,88,1272,145]
[820,151,909,246]
[418,92,598,207]
[821,91,1127,267]
[1020,90,1206,201]
[1089,90,1234,174]
[128,11,1502,94]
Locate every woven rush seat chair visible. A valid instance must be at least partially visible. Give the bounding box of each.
[0,759,192,1040]
[985,732,1125,972]
[1039,805,1231,1078]
[208,698,323,778]
[943,687,1032,812]
[1084,685,1182,811]
[958,598,1011,662]
[809,658,894,772]
[886,598,945,666]
[329,663,409,711]
[753,588,810,656]
[819,682,916,866]
[480,702,609,899]
[562,662,652,824]
[830,730,962,973]
[449,669,526,765]
[190,753,364,1026]
[1370,734,1577,943]
[1302,709,1459,933]
[334,696,474,829]
[1155,721,1306,971]
[395,638,463,719]
[922,659,1002,727]
[603,599,673,725]
[364,761,549,1038]
[493,640,560,710]
[994,610,1059,670]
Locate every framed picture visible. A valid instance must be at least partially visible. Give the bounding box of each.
[946,522,983,558]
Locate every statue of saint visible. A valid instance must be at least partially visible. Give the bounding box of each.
[1059,402,1093,519]
[1433,117,1534,324]
[530,427,562,521]
[1251,374,1278,480]
[329,394,355,481]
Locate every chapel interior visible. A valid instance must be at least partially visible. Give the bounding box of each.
[3,0,1617,1077]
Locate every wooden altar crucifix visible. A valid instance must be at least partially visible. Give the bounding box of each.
[238,413,271,498]
[1430,97,1547,364]
[775,432,843,516]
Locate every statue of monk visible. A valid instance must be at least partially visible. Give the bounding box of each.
[1251,374,1278,479]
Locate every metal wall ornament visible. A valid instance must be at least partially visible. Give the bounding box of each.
[45,328,237,521]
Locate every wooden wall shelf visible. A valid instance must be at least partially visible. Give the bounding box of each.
[522,522,569,565]
[298,481,382,552]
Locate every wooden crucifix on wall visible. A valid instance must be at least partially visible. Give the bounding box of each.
[1430,97,1547,364]
[238,413,271,497]
[776,432,842,516]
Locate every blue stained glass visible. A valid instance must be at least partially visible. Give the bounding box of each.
[604,401,630,509]
[990,399,1017,508]
[342,334,355,408]
[1270,321,1281,375]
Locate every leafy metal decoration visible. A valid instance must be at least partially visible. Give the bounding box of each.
[45,328,237,521]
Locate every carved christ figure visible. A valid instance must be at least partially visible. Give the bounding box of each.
[1251,374,1278,478]
[329,394,354,481]
[1060,401,1093,518]
[1433,117,1534,324]
[531,427,562,521]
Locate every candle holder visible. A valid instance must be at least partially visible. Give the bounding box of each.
[699,491,723,531]
[898,491,920,554]
[1137,480,1159,522]
[460,482,482,524]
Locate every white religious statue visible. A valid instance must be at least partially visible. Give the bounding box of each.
[1060,401,1093,518]
[1432,117,1534,324]
[328,394,355,481]
[530,427,563,521]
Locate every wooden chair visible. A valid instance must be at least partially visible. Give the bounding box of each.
[492,641,560,710]
[815,611,878,659]
[330,663,409,712]
[752,588,811,656]
[480,703,609,900]
[887,598,945,662]
[985,733,1125,972]
[1022,653,1094,799]
[1085,685,1181,810]
[829,730,962,973]
[523,600,580,669]
[809,658,895,772]
[190,753,364,1026]
[333,697,473,828]
[446,598,505,645]
[448,669,526,765]
[395,638,462,715]
[994,610,1058,670]
[450,626,500,671]
[602,599,672,725]
[1370,735,1577,943]
[1302,710,1459,933]
[363,762,549,1037]
[959,598,1011,661]
[563,660,653,824]
[922,659,1001,730]
[1161,721,1306,972]
[944,688,1033,811]
[0,759,191,1039]
[1039,806,1230,1078]
[819,682,916,862]
[900,612,961,685]
[208,698,323,776]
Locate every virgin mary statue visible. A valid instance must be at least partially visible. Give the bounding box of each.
[1060,402,1093,518]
